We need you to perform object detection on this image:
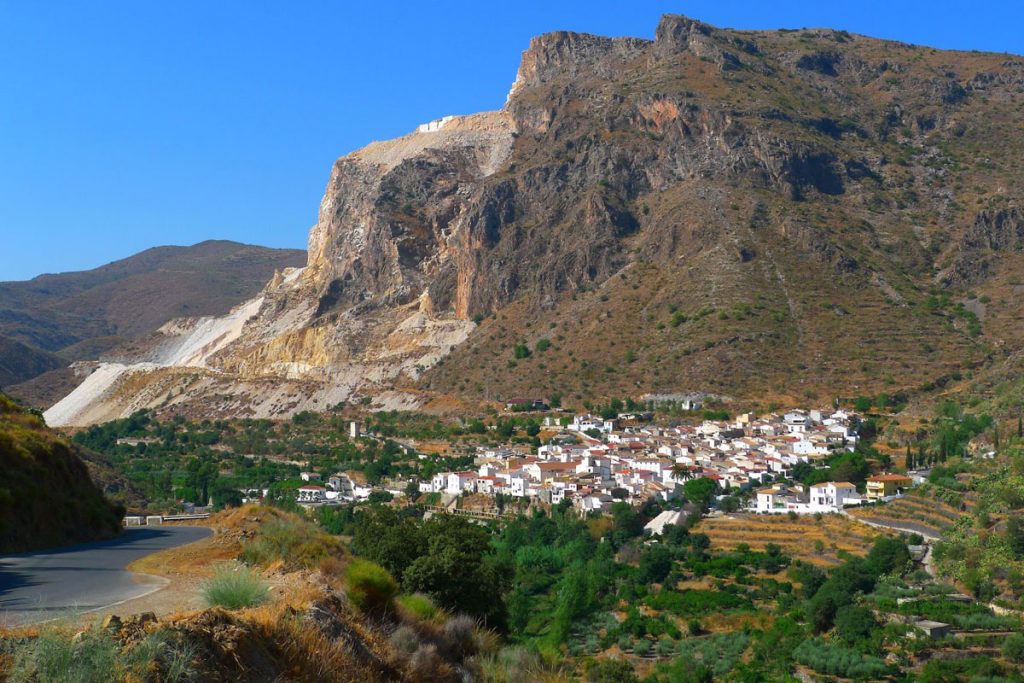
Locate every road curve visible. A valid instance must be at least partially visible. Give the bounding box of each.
[0,525,212,627]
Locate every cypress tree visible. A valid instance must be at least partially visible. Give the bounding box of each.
[904,445,914,471]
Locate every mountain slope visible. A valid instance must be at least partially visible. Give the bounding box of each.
[0,240,306,400]
[0,393,123,552]
[43,15,1024,424]
[0,336,64,387]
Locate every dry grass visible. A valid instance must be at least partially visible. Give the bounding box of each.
[695,513,887,567]
[847,493,965,537]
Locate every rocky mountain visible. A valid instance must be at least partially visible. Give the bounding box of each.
[1,240,305,400]
[0,392,123,552]
[43,15,1024,425]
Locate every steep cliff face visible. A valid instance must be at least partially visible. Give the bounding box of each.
[45,15,1024,423]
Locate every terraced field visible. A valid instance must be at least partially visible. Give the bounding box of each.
[847,492,967,539]
[695,513,887,567]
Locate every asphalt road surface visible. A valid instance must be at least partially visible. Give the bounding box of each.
[0,525,211,627]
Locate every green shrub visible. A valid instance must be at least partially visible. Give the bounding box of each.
[1003,632,1024,662]
[397,593,439,621]
[346,558,398,614]
[240,515,343,570]
[7,626,119,683]
[201,566,269,609]
[792,637,889,679]
[7,627,196,683]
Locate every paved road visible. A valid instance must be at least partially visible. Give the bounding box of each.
[0,526,211,627]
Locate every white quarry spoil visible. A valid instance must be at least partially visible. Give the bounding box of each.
[156,296,264,367]
[44,295,264,427]
[44,362,156,427]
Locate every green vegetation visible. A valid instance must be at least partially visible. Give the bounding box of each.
[72,409,476,510]
[6,625,196,683]
[201,566,270,609]
[395,593,439,621]
[240,512,343,570]
[0,393,122,552]
[345,558,399,614]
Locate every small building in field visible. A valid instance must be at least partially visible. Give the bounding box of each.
[910,620,951,639]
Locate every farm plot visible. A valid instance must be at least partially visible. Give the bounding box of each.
[695,513,885,567]
[848,493,965,538]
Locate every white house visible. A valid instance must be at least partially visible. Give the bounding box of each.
[572,415,614,434]
[754,481,859,514]
[446,471,477,494]
[808,482,860,510]
[297,485,327,503]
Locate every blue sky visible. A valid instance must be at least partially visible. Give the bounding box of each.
[2,1,1021,281]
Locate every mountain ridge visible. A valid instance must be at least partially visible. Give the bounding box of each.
[39,14,1024,424]
[1,240,306,401]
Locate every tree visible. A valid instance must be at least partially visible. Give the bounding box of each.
[904,445,914,471]
[638,544,675,583]
[401,515,506,626]
[834,604,878,644]
[684,477,719,511]
[211,484,243,509]
[865,536,910,577]
[352,507,425,582]
[1007,515,1024,555]
[609,502,643,546]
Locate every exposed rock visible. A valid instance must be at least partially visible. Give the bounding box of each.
[40,14,1024,420]
[944,207,1024,285]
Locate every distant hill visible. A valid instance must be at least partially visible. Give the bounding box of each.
[0,240,305,401]
[0,392,123,552]
[0,336,64,387]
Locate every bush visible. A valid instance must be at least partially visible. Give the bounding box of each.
[585,657,640,683]
[241,515,343,570]
[792,637,889,679]
[396,593,439,622]
[346,558,398,614]
[7,627,196,683]
[319,555,346,582]
[201,566,269,609]
[1003,633,1024,662]
[443,614,479,658]
[477,647,549,683]
[7,626,119,683]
